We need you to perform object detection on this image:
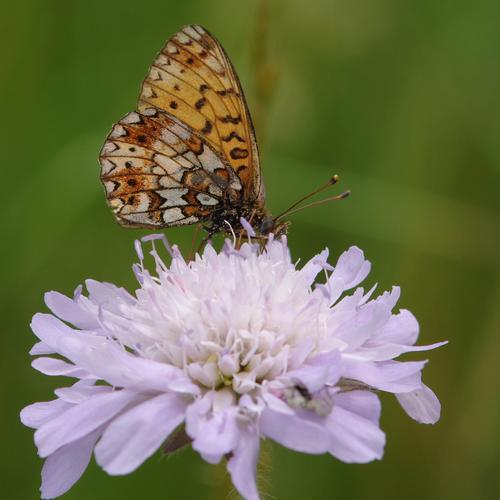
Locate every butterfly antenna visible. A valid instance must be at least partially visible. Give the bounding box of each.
[274,175,347,222]
[278,190,350,220]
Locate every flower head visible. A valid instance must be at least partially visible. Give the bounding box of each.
[21,235,445,499]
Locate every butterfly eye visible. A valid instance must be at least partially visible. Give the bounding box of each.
[259,217,275,235]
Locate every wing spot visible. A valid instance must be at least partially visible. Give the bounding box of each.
[230,148,249,160]
[170,100,178,109]
[174,84,180,91]
[186,57,194,65]
[222,131,245,143]
[199,50,208,58]
[201,120,213,135]
[137,135,147,143]
[125,161,133,168]
[217,89,235,96]
[103,142,118,153]
[199,84,209,93]
[195,97,206,110]
[197,193,218,206]
[221,114,242,124]
[127,178,137,186]
[129,147,136,152]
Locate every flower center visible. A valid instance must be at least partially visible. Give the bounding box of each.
[129,238,330,395]
[180,326,291,394]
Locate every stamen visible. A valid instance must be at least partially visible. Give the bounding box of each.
[224,219,237,246]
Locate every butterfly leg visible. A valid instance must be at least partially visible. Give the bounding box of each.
[196,234,212,256]
[236,229,244,249]
[187,224,203,262]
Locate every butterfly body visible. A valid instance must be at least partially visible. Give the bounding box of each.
[100,25,276,236]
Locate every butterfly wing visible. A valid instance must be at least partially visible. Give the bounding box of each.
[99,107,243,229]
[138,24,263,206]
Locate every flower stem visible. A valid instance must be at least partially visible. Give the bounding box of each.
[251,0,279,150]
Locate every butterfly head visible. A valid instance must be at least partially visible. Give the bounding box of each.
[259,216,275,235]
[258,215,289,237]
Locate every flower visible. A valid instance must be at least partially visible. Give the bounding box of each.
[21,234,446,499]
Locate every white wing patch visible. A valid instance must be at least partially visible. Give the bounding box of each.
[197,193,218,206]
[158,188,189,207]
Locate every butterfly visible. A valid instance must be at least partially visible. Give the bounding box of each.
[99,24,279,237]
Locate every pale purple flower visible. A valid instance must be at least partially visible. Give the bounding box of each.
[21,235,446,499]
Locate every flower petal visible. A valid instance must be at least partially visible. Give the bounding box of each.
[44,291,98,330]
[336,290,397,350]
[227,425,260,500]
[54,383,111,404]
[35,389,141,458]
[374,308,419,345]
[32,357,94,380]
[396,384,441,424]
[327,392,385,463]
[95,393,187,474]
[354,340,448,362]
[40,428,101,499]
[30,313,76,352]
[85,279,135,312]
[333,390,381,422]
[21,399,72,430]
[300,248,331,284]
[342,359,426,393]
[261,392,295,415]
[30,341,55,355]
[285,350,341,392]
[260,408,331,454]
[31,313,199,395]
[186,396,239,459]
[329,246,371,293]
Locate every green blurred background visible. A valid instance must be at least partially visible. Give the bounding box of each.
[2,0,499,499]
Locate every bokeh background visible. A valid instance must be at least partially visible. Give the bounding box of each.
[2,0,499,499]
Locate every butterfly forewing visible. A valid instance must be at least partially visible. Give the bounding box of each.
[138,25,262,202]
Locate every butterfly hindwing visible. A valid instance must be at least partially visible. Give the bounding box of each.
[99,107,242,229]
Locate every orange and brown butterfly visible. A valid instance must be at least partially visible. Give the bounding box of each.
[99,24,280,237]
